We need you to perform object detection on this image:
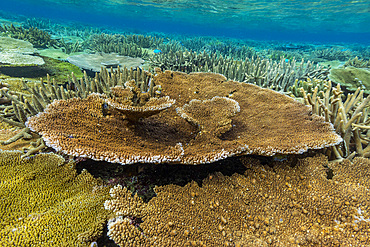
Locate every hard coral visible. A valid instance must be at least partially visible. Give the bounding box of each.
[26,70,341,165]
[0,150,111,246]
[158,71,341,157]
[105,83,175,122]
[176,96,240,137]
[104,155,370,246]
[26,93,185,164]
[300,80,370,159]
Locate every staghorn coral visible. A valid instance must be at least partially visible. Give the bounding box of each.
[0,23,59,49]
[0,150,111,246]
[104,154,370,246]
[150,50,330,91]
[299,80,370,160]
[310,47,352,62]
[344,56,370,68]
[26,70,341,165]
[87,33,150,58]
[288,77,328,99]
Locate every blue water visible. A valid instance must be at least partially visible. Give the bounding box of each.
[0,0,369,44]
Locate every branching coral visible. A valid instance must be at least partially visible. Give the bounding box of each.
[104,154,370,246]
[0,150,111,246]
[0,23,59,49]
[299,80,370,160]
[344,56,370,68]
[87,33,151,58]
[150,50,330,91]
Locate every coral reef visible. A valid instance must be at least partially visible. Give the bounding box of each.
[310,47,352,62]
[0,150,111,246]
[288,77,328,99]
[0,23,59,48]
[58,37,83,54]
[87,33,150,58]
[104,154,370,246]
[344,56,370,68]
[26,70,340,165]
[300,80,370,160]
[150,51,330,92]
[0,64,148,156]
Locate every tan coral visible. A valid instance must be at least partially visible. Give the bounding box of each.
[299,79,370,159]
[105,85,175,121]
[26,70,341,165]
[26,93,185,164]
[176,96,240,137]
[104,155,370,246]
[157,71,342,157]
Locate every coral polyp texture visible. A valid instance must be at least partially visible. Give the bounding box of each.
[0,150,111,246]
[176,96,240,137]
[26,70,341,165]
[104,155,370,246]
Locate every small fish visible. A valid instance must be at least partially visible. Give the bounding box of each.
[153,49,162,54]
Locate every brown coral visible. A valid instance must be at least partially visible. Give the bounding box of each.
[26,70,341,165]
[104,155,370,246]
[26,93,185,164]
[176,96,240,137]
[158,71,341,157]
[105,83,175,121]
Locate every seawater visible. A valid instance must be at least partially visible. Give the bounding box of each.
[0,0,369,44]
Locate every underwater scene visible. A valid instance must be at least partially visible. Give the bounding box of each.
[0,0,369,246]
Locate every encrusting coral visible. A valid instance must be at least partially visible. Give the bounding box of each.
[25,69,341,165]
[0,150,111,246]
[104,154,370,246]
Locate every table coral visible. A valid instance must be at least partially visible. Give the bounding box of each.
[104,154,370,246]
[26,70,341,165]
[0,150,111,246]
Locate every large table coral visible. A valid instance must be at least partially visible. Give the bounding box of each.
[26,70,341,165]
[104,154,370,246]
